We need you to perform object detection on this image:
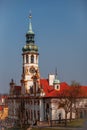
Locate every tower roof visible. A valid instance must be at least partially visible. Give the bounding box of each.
[22,13,38,53]
[22,43,38,53]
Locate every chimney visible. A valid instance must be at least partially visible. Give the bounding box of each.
[48,74,55,86]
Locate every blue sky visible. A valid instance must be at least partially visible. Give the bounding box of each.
[0,0,87,93]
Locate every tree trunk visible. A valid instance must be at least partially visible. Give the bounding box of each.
[65,111,67,127]
[70,101,72,122]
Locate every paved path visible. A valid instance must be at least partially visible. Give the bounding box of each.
[82,119,87,130]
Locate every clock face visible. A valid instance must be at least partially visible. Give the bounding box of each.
[29,66,35,73]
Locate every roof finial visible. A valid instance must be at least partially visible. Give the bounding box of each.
[53,67,60,84]
[29,10,32,19]
[55,67,58,78]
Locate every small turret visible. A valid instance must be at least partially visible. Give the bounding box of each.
[9,79,15,95]
[53,68,60,90]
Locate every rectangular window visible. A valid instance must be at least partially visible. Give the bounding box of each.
[26,55,28,63]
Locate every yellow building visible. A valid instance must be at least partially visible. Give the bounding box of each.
[0,106,8,120]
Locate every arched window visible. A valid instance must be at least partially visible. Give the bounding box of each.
[31,55,34,63]
[34,110,36,119]
[46,103,49,113]
[26,55,28,63]
[37,111,40,121]
[28,110,30,119]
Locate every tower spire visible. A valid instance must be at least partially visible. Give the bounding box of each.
[28,11,34,34]
[54,67,60,83]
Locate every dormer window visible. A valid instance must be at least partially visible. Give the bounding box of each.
[56,85,59,89]
[54,84,60,91]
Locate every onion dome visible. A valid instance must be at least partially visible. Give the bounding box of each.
[53,79,60,84]
[22,43,38,53]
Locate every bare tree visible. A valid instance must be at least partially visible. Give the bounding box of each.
[58,81,82,126]
[58,98,71,126]
[69,81,81,121]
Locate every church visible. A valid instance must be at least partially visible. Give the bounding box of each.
[7,14,87,126]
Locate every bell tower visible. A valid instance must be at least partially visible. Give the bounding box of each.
[21,13,40,95]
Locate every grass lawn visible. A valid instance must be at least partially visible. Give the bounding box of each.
[32,119,85,130]
[7,118,85,130]
[32,128,67,130]
[67,118,85,127]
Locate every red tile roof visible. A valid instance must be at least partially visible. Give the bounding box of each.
[80,86,87,97]
[14,86,21,90]
[40,79,69,97]
[40,79,87,98]
[0,106,3,111]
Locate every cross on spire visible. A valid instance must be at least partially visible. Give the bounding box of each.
[29,10,32,19]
